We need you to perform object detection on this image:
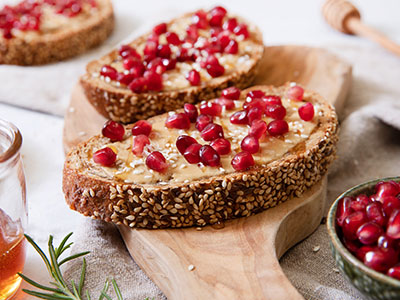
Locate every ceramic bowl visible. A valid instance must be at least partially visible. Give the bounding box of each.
[327,177,400,300]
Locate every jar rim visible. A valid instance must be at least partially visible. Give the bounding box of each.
[0,119,22,163]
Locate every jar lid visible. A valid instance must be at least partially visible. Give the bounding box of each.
[0,119,22,163]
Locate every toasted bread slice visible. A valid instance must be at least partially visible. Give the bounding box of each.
[0,0,114,65]
[63,84,338,229]
[81,7,264,123]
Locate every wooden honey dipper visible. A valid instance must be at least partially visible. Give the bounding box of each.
[322,0,400,56]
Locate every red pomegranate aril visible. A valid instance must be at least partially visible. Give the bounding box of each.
[388,266,400,280]
[165,113,191,130]
[100,65,118,80]
[350,200,367,212]
[249,120,267,139]
[156,44,171,58]
[382,196,400,217]
[342,237,361,254]
[247,90,266,100]
[377,234,396,251]
[357,222,383,245]
[287,85,304,101]
[184,143,202,164]
[186,24,199,43]
[165,32,181,45]
[225,39,238,54]
[267,120,289,136]
[247,107,263,124]
[342,211,368,240]
[215,98,235,110]
[199,145,220,167]
[192,10,208,29]
[336,196,355,227]
[93,147,116,167]
[117,73,135,85]
[200,102,222,116]
[130,64,145,78]
[131,120,152,136]
[129,77,147,93]
[102,120,125,141]
[176,135,198,155]
[119,45,140,59]
[241,135,259,154]
[132,134,150,156]
[146,151,168,173]
[244,98,267,113]
[196,114,213,131]
[233,23,249,39]
[265,104,287,120]
[210,138,231,155]
[299,102,315,121]
[201,123,224,141]
[186,70,201,86]
[356,194,371,206]
[123,58,141,70]
[210,6,227,17]
[143,70,163,91]
[356,246,376,261]
[366,202,386,227]
[221,86,241,100]
[153,22,167,35]
[223,18,238,32]
[176,47,194,62]
[377,181,400,198]
[143,40,158,58]
[263,95,282,106]
[147,58,166,74]
[231,151,254,171]
[206,62,225,78]
[183,103,198,122]
[387,209,400,239]
[209,6,227,27]
[162,58,177,70]
[364,249,397,272]
[215,31,230,49]
[230,110,248,125]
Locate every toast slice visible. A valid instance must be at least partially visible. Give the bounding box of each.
[0,0,114,65]
[63,84,338,229]
[80,6,264,123]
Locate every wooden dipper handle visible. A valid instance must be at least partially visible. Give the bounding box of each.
[322,0,400,56]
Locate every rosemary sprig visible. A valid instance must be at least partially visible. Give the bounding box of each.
[18,233,124,300]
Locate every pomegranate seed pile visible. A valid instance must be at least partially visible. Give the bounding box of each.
[94,85,316,176]
[0,0,96,39]
[99,6,251,93]
[336,180,400,279]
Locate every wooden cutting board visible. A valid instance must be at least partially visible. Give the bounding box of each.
[63,45,352,299]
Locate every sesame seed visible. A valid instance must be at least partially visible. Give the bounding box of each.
[188,265,195,271]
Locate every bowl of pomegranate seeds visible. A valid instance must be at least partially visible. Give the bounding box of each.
[327,177,400,300]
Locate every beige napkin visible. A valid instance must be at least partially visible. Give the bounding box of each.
[62,44,400,300]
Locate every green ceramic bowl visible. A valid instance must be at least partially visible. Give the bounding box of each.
[327,177,400,300]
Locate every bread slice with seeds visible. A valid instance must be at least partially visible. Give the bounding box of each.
[63,84,338,229]
[80,6,264,124]
[0,0,114,65]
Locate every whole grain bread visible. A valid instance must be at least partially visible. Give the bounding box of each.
[0,0,114,66]
[81,11,264,124]
[63,85,339,229]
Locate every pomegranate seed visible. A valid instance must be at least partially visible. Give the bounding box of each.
[129,77,147,93]
[183,103,198,122]
[241,135,259,154]
[210,6,227,17]
[156,44,171,58]
[153,22,167,35]
[230,110,248,125]
[265,104,286,120]
[377,181,400,198]
[357,222,383,245]
[387,209,400,239]
[131,120,152,136]
[223,18,238,32]
[233,23,249,39]
[132,134,150,156]
[214,98,235,110]
[388,266,400,279]
[123,58,140,70]
[210,138,231,155]
[192,10,208,29]
[130,64,145,78]
[357,194,371,206]
[143,70,163,91]
[356,246,376,261]
[225,40,238,54]
[196,114,213,131]
[267,120,289,136]
[342,211,368,240]
[186,24,199,43]
[200,102,222,116]
[201,123,224,141]
[119,45,141,59]
[366,202,386,227]
[100,65,118,80]
[215,31,230,49]
[221,86,241,100]
[364,249,397,272]
[208,6,227,27]
[186,70,201,86]
[146,151,168,173]
[243,99,267,113]
[263,95,282,106]
[350,200,367,212]
[102,120,124,141]
[382,196,400,217]
[249,120,267,139]
[231,151,254,171]
[377,235,396,251]
[147,33,159,43]
[342,237,361,254]
[93,147,116,167]
[165,113,190,129]
[165,32,181,45]
[299,102,315,121]
[117,73,135,85]
[176,135,198,155]
[184,143,202,164]
[162,58,177,70]
[336,196,355,227]
[206,61,225,77]
[247,90,265,100]
[247,107,263,124]
[143,41,158,60]
[199,145,220,167]
[287,85,304,101]
[147,58,166,74]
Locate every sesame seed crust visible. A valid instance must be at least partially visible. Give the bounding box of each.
[63,85,338,229]
[0,0,114,66]
[80,12,264,124]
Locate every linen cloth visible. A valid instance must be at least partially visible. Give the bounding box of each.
[62,44,400,300]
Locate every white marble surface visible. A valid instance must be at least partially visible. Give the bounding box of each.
[0,0,399,298]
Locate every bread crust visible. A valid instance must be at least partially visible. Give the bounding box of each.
[63,85,339,229]
[80,12,264,124]
[0,0,114,65]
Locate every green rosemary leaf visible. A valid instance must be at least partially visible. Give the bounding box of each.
[48,235,67,288]
[24,234,52,274]
[100,292,112,300]
[59,251,90,266]
[58,242,73,257]
[55,232,73,258]
[71,280,80,299]
[86,290,92,300]
[78,258,87,295]
[111,279,123,300]
[22,289,70,300]
[18,272,61,293]
[98,280,110,300]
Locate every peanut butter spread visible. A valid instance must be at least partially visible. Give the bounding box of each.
[78,91,323,186]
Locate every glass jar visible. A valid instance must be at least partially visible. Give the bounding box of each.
[0,119,27,300]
